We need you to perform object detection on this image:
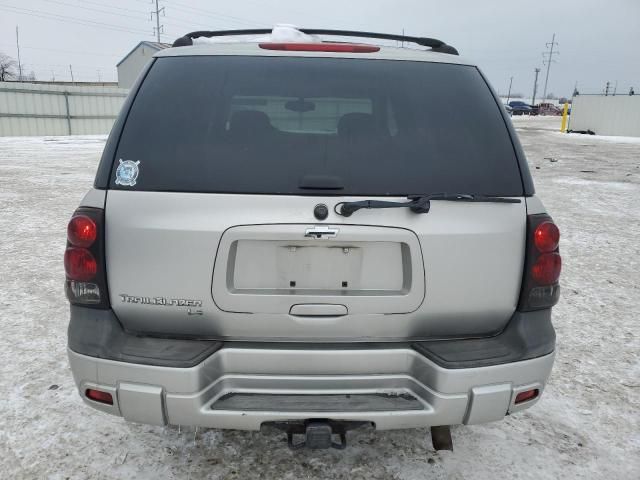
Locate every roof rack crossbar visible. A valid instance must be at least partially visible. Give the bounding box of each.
[171,29,458,55]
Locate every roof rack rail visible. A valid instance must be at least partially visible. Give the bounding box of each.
[171,29,459,55]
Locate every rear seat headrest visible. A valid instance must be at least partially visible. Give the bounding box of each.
[229,110,274,135]
[337,112,383,139]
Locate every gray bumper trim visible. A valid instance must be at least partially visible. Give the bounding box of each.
[68,306,554,370]
[67,306,221,367]
[412,310,555,368]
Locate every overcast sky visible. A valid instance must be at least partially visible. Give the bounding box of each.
[1,0,639,96]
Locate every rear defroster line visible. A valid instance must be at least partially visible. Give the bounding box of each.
[334,194,521,217]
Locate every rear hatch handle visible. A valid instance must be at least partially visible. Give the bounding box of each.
[335,194,521,217]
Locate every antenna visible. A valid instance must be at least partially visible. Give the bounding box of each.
[151,0,165,42]
[542,33,559,100]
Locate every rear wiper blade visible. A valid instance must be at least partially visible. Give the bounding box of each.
[335,194,521,217]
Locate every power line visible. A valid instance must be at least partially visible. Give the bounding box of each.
[542,33,559,100]
[0,4,150,35]
[169,1,267,28]
[36,0,146,21]
[79,0,149,16]
[0,43,120,58]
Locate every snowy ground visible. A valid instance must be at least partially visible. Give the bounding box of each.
[1,117,639,479]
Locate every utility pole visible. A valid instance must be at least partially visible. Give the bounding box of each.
[151,0,165,42]
[506,76,513,103]
[604,81,610,96]
[69,64,74,83]
[16,26,23,81]
[531,68,540,105]
[97,69,102,82]
[542,33,559,100]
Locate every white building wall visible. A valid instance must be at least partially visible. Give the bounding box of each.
[0,82,128,137]
[117,45,157,89]
[569,95,640,137]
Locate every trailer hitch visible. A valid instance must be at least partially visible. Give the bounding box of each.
[262,419,370,450]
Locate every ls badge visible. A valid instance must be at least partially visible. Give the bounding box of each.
[115,159,140,186]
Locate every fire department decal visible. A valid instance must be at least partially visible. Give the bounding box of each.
[115,159,140,187]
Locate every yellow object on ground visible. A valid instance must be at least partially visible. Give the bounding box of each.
[560,102,569,132]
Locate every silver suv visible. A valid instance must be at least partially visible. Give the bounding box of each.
[65,28,561,450]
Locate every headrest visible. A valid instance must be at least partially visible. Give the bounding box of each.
[229,110,274,135]
[337,112,380,139]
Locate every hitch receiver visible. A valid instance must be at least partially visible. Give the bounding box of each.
[263,419,369,450]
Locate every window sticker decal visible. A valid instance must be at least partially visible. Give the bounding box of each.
[115,159,140,187]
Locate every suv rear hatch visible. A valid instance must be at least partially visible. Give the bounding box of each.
[103,50,528,341]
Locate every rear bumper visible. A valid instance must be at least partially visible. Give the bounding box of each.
[67,308,556,430]
[68,347,554,430]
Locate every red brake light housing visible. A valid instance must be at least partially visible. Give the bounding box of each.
[67,215,97,247]
[85,388,113,405]
[518,214,561,311]
[259,42,380,53]
[64,207,110,309]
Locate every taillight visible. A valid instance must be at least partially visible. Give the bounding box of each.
[533,221,559,253]
[518,214,562,311]
[259,42,380,53]
[531,253,562,284]
[64,248,97,281]
[64,207,110,309]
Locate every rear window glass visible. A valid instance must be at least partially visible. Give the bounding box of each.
[113,56,522,196]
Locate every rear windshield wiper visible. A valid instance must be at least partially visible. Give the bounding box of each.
[334,193,521,217]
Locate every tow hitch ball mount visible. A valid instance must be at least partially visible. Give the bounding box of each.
[264,420,369,450]
[263,420,454,451]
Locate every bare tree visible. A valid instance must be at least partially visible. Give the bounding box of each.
[0,52,18,81]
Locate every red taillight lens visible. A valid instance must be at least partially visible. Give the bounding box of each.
[532,252,562,285]
[259,42,380,53]
[518,214,562,311]
[534,221,560,253]
[64,207,109,309]
[64,247,97,281]
[67,215,97,247]
[85,389,113,405]
[515,388,539,404]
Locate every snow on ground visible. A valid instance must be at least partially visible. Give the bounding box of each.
[0,117,639,479]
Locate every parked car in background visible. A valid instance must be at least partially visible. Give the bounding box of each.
[538,103,563,116]
[509,100,534,115]
[504,103,513,115]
